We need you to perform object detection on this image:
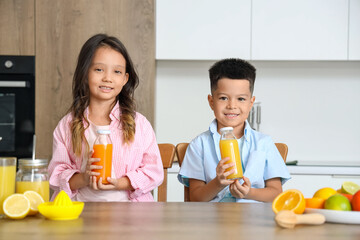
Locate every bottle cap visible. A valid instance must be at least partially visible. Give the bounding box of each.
[97,129,111,135]
[220,127,233,132]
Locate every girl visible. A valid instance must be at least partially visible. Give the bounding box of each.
[48,34,163,202]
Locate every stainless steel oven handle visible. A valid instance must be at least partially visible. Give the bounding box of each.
[0,81,27,87]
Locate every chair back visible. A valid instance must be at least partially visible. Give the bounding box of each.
[157,143,176,202]
[175,143,190,202]
[275,143,288,162]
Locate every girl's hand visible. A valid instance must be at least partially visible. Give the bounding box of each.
[229,176,251,199]
[83,150,102,186]
[216,158,236,187]
[90,177,120,191]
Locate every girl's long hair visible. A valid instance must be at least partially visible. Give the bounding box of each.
[69,34,139,156]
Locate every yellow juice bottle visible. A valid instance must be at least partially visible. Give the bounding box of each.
[0,157,17,215]
[219,127,243,180]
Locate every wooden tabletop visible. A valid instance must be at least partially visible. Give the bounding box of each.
[1,202,359,240]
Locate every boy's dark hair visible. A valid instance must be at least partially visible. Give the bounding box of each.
[209,58,256,94]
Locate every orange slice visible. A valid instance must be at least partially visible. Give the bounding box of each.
[272,189,306,214]
[3,194,30,219]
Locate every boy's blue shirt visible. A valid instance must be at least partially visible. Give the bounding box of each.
[178,119,291,202]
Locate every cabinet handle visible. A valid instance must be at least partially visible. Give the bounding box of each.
[331,175,360,178]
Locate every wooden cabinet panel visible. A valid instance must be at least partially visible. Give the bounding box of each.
[35,0,155,159]
[0,0,35,55]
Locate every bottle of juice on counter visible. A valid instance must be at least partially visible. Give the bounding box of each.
[16,158,50,201]
[92,129,112,184]
[0,157,17,215]
[219,127,243,180]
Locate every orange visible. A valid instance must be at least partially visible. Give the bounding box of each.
[352,190,360,211]
[272,189,306,214]
[305,197,325,209]
[313,187,337,200]
[324,194,351,211]
[340,193,353,202]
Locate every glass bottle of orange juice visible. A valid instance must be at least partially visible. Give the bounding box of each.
[219,127,243,180]
[92,129,112,184]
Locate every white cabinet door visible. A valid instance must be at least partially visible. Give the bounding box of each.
[156,0,251,60]
[252,0,349,60]
[349,0,360,60]
[283,174,360,198]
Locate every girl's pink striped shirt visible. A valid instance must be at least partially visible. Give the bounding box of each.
[48,104,164,201]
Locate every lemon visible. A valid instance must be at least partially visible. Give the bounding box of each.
[341,181,360,195]
[313,187,337,200]
[324,194,352,211]
[3,194,30,219]
[23,191,44,216]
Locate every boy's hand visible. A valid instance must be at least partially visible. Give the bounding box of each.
[229,176,251,199]
[215,157,236,187]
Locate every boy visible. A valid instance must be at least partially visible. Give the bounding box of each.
[178,58,290,202]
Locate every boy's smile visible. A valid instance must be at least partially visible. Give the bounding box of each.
[208,78,255,139]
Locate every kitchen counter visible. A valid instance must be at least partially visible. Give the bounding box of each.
[169,161,360,176]
[1,202,360,239]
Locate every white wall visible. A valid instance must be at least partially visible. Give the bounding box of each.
[155,60,360,163]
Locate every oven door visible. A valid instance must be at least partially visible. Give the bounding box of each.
[0,56,35,159]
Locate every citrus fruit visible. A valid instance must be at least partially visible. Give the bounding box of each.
[3,194,30,219]
[305,197,325,209]
[23,191,44,216]
[341,182,360,195]
[340,193,353,202]
[313,187,337,200]
[272,189,306,214]
[324,194,352,211]
[352,190,360,211]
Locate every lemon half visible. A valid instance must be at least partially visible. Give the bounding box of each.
[24,191,44,215]
[341,182,360,195]
[3,194,30,219]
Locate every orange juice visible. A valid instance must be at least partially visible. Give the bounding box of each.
[16,181,50,202]
[92,144,113,184]
[0,165,16,215]
[219,139,243,180]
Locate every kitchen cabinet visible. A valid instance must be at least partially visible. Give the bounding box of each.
[156,0,354,61]
[156,0,251,60]
[0,0,35,55]
[166,162,360,202]
[251,0,348,60]
[284,174,360,198]
[349,0,360,60]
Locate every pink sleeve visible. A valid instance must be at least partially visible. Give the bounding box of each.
[126,118,164,199]
[48,119,80,199]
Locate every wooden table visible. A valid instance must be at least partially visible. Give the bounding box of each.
[1,202,359,240]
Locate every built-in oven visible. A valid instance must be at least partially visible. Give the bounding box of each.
[0,55,35,159]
